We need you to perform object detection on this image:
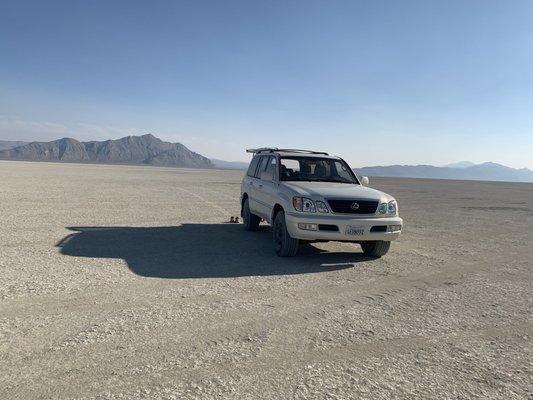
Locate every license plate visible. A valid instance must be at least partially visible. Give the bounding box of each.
[345,225,364,236]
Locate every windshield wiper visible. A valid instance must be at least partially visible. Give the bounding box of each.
[308,179,354,184]
[282,178,354,183]
[328,179,354,184]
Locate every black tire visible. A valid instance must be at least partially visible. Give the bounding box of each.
[360,241,391,257]
[273,211,299,257]
[242,198,260,231]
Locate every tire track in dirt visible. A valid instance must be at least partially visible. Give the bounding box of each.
[175,187,234,217]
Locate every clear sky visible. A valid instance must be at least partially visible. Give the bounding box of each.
[1,0,532,168]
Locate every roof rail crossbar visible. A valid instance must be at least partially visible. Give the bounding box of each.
[246,147,278,153]
[246,148,328,155]
[276,149,329,155]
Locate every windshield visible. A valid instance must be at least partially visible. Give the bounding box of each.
[279,157,359,184]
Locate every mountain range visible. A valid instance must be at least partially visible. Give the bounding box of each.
[210,159,250,170]
[208,155,533,183]
[0,135,213,168]
[0,140,28,151]
[443,161,476,168]
[1,136,532,182]
[355,162,533,183]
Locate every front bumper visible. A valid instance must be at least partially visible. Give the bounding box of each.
[285,212,403,242]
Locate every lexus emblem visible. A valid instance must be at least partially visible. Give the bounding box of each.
[350,202,360,210]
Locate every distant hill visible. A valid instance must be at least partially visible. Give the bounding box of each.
[3,138,531,182]
[0,134,213,168]
[0,140,28,151]
[355,162,533,183]
[444,161,476,169]
[210,159,249,170]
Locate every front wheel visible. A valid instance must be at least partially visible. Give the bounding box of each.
[360,241,391,258]
[273,211,299,257]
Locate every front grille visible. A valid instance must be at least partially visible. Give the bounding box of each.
[370,225,387,232]
[318,224,339,232]
[327,199,378,214]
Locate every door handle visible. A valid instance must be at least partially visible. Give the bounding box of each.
[258,184,263,189]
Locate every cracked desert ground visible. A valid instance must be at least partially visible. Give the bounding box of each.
[1,161,531,399]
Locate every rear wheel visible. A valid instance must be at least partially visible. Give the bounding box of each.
[242,198,260,231]
[273,211,299,257]
[360,241,390,257]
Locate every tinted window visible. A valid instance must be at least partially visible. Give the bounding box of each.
[280,159,299,179]
[279,157,358,184]
[246,156,260,177]
[266,156,277,176]
[255,156,269,178]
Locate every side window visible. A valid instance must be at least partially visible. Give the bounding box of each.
[254,156,269,178]
[266,156,277,177]
[279,158,300,180]
[246,156,260,177]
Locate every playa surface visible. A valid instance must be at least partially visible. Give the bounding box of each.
[1,161,531,399]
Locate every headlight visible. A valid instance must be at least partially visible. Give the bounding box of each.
[378,200,398,215]
[315,201,329,213]
[387,200,397,215]
[293,197,315,212]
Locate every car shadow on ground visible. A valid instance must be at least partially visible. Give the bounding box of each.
[56,224,372,279]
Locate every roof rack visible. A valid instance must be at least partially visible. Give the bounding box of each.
[246,147,278,153]
[246,148,329,155]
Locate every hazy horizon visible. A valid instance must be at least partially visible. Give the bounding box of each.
[1,132,530,170]
[2,1,532,169]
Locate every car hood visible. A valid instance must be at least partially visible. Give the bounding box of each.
[280,181,393,201]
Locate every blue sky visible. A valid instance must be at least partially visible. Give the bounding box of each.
[1,0,532,168]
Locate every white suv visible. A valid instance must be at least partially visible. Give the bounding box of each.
[240,148,403,257]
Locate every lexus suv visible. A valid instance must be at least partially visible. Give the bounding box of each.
[240,148,403,257]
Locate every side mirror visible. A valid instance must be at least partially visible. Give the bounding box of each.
[260,170,274,181]
[361,176,369,186]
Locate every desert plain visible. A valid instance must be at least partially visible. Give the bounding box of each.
[0,160,531,399]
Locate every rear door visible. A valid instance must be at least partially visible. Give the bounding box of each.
[250,156,270,217]
[254,156,278,222]
[243,155,261,214]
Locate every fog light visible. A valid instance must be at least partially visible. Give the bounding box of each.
[388,225,402,232]
[298,223,318,231]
